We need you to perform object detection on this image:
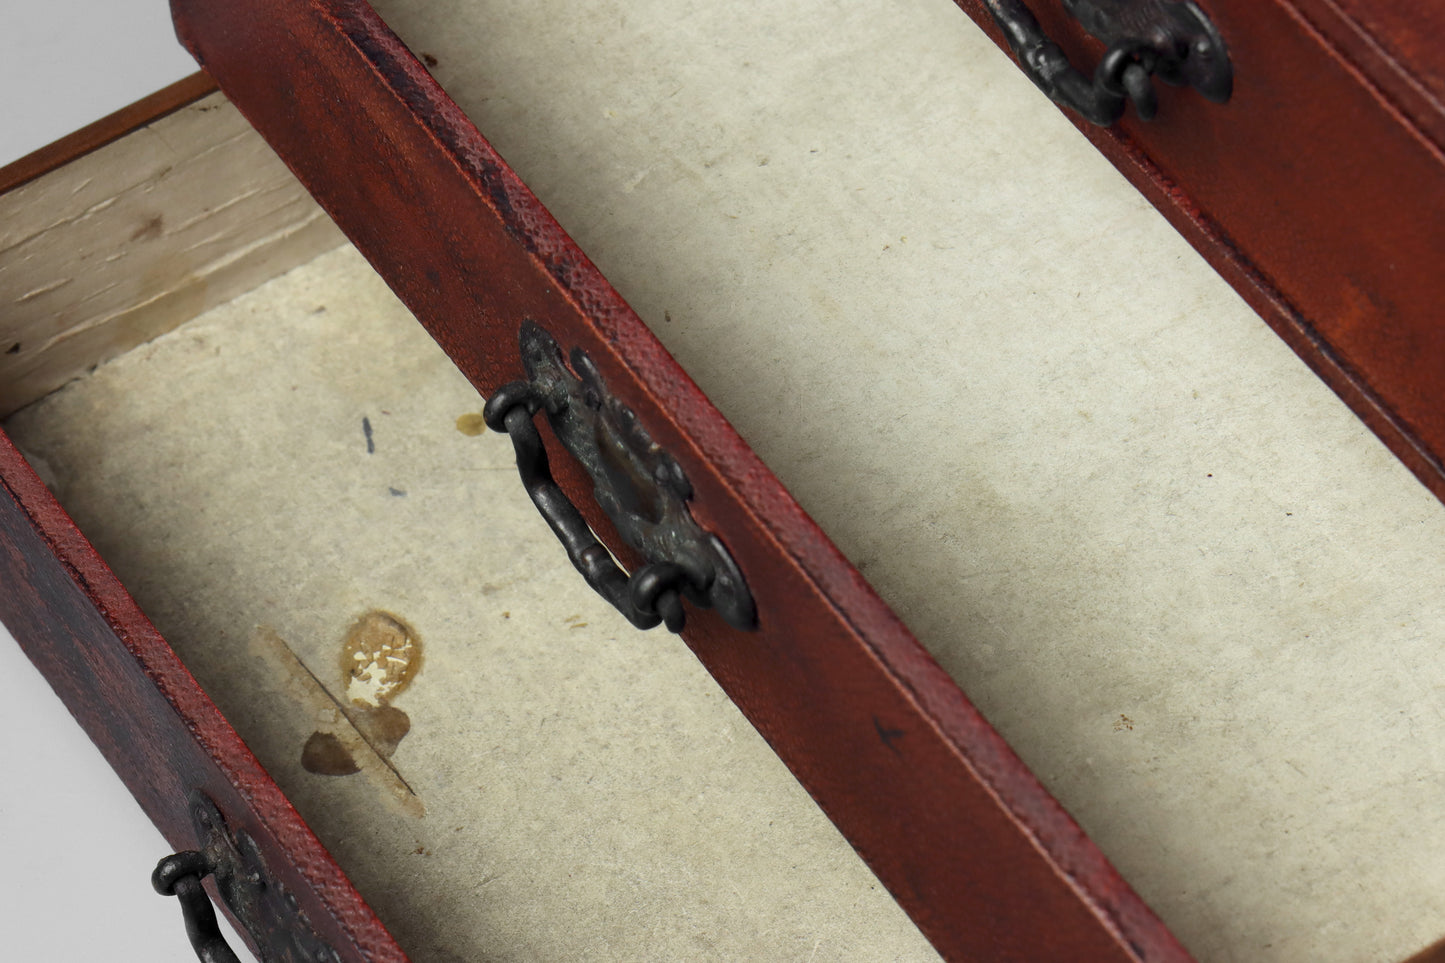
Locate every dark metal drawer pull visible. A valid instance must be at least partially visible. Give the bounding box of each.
[154,792,341,963]
[483,321,756,635]
[154,851,244,963]
[981,0,1231,125]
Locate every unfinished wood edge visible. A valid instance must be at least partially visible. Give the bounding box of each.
[1,87,350,416]
[0,73,219,196]
[0,211,345,418]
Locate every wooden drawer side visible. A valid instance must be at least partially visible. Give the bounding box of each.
[0,426,408,962]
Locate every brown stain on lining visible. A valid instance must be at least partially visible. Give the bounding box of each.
[353,703,412,752]
[251,626,422,814]
[342,610,422,704]
[303,610,422,778]
[301,732,359,775]
[302,704,413,776]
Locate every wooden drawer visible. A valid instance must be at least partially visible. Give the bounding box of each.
[4,0,1445,959]
[0,80,945,962]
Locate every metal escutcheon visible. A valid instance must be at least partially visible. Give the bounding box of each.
[483,321,757,635]
[153,792,341,963]
[980,0,1231,125]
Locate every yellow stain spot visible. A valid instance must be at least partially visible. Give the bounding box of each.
[455,412,487,436]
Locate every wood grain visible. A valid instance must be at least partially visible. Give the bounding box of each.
[0,92,345,416]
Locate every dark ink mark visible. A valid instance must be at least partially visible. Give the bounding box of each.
[363,416,375,453]
[130,215,164,242]
[312,304,327,314]
[421,52,439,68]
[388,487,407,497]
[4,342,19,355]
[425,268,442,287]
[873,716,905,754]
[664,310,673,324]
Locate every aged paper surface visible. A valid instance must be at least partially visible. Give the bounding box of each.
[7,247,939,962]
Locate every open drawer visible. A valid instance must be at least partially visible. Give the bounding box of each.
[4,0,1445,960]
[0,81,943,961]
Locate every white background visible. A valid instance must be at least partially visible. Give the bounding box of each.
[1,2,260,959]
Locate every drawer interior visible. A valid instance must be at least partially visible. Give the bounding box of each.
[0,93,937,962]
